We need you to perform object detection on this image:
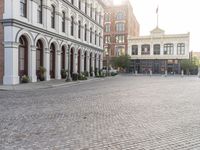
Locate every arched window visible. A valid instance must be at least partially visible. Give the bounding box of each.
[62,11,66,32]
[37,0,42,23]
[85,1,87,14]
[51,5,55,28]
[20,0,27,17]
[164,43,174,55]
[116,12,125,20]
[90,27,92,43]
[177,43,185,55]
[115,23,125,32]
[19,36,28,77]
[95,10,97,21]
[84,24,87,41]
[99,32,101,46]
[71,16,74,36]
[36,40,43,77]
[95,30,97,45]
[90,4,93,18]
[79,0,81,10]
[78,20,81,39]
[99,14,101,24]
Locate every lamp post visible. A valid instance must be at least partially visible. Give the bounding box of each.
[105,51,109,76]
[66,44,72,81]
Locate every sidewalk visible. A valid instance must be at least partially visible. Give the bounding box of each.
[0,78,104,91]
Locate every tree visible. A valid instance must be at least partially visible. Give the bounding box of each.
[113,54,131,71]
[180,56,200,75]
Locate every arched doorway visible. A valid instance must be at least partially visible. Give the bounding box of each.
[19,35,28,77]
[36,40,44,78]
[61,46,65,70]
[99,55,101,70]
[50,43,56,78]
[84,51,87,72]
[70,48,74,76]
[94,54,97,71]
[78,49,81,74]
[90,52,92,75]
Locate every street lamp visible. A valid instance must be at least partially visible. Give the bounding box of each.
[66,43,72,82]
[105,50,109,76]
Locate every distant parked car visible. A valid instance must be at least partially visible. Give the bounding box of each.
[102,66,118,75]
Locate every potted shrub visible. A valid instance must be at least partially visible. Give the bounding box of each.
[61,69,67,79]
[21,75,29,83]
[90,67,93,77]
[39,66,46,81]
[72,73,78,81]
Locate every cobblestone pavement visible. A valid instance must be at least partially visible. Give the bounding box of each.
[1,75,200,150]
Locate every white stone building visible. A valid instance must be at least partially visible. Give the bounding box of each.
[128,27,190,74]
[1,0,104,85]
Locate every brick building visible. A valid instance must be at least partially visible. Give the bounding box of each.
[103,0,140,65]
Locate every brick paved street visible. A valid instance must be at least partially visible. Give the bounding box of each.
[1,75,200,150]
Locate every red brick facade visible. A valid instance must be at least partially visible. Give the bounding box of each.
[103,0,139,63]
[0,0,4,83]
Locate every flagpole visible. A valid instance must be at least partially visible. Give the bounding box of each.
[156,6,159,28]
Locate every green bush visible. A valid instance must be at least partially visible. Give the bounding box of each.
[72,73,78,81]
[21,75,29,83]
[78,73,87,80]
[61,69,67,79]
[39,66,46,81]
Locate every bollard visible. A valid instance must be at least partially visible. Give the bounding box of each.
[181,70,184,77]
[165,70,167,77]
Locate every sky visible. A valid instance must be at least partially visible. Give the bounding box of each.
[113,0,200,51]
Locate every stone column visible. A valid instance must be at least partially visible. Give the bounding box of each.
[91,53,95,76]
[65,49,69,71]
[96,54,99,71]
[31,0,38,25]
[44,48,50,81]
[73,49,78,74]
[67,18,71,37]
[29,46,37,82]
[174,43,177,55]
[56,50,61,79]
[3,42,20,85]
[81,25,84,42]
[86,51,90,75]
[81,51,85,73]
[74,21,78,39]
[100,54,103,70]
[138,44,142,56]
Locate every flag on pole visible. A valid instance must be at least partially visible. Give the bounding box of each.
[156,6,159,14]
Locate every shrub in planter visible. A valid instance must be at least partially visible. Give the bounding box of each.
[90,67,94,77]
[84,71,89,77]
[61,69,67,79]
[39,66,46,81]
[21,75,29,83]
[72,73,78,81]
[78,73,88,80]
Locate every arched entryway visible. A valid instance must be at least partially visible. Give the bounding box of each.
[90,52,92,75]
[78,49,81,74]
[84,51,87,72]
[99,55,101,70]
[36,40,44,78]
[50,43,56,78]
[94,53,97,71]
[19,35,29,77]
[70,48,74,76]
[61,46,66,70]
